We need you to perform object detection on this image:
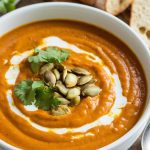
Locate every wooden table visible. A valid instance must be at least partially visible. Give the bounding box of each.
[5,0,144,149]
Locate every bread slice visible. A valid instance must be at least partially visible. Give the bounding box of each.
[51,0,79,2]
[104,0,133,15]
[80,0,133,15]
[130,0,150,48]
[95,0,106,10]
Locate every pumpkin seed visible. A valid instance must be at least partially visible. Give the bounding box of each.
[57,97,70,105]
[71,96,81,106]
[72,67,90,75]
[65,73,78,88]
[54,92,62,98]
[40,63,54,75]
[88,79,96,84]
[44,71,56,86]
[62,69,68,82]
[55,63,66,72]
[78,75,93,85]
[67,87,80,100]
[81,83,95,91]
[67,67,72,73]
[53,69,60,80]
[51,105,71,116]
[56,81,68,95]
[82,85,101,97]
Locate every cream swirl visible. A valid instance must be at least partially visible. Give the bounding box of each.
[5,36,127,137]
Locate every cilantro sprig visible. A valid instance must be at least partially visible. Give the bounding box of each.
[14,47,70,111]
[14,80,45,105]
[28,47,70,73]
[35,87,61,110]
[28,47,70,64]
[14,80,61,110]
[0,0,16,14]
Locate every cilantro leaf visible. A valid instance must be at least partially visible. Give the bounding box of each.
[14,80,35,105]
[28,49,47,64]
[30,62,42,74]
[28,47,70,64]
[25,90,35,105]
[35,87,61,110]
[46,47,70,63]
[49,97,61,109]
[14,80,45,105]
[32,80,45,89]
[14,80,61,111]
[35,87,53,110]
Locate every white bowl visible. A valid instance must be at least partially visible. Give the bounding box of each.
[0,2,150,150]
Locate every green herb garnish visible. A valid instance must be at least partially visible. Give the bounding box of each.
[0,0,16,14]
[14,80,61,110]
[14,80,45,105]
[28,47,70,64]
[35,87,61,110]
[28,47,70,73]
[30,62,42,74]
[14,47,70,112]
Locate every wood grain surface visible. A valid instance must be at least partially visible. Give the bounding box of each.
[5,0,144,149]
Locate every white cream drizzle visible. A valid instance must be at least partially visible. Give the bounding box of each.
[5,66,20,85]
[39,36,102,63]
[5,50,33,85]
[5,36,127,137]
[6,90,49,132]
[6,74,126,134]
[0,140,19,150]
[10,50,33,65]
[71,132,95,140]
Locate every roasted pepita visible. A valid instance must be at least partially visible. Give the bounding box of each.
[65,73,78,87]
[71,96,81,105]
[62,69,68,82]
[51,105,71,116]
[54,92,62,98]
[55,63,65,71]
[40,63,54,75]
[67,87,80,99]
[57,97,70,105]
[78,75,93,85]
[53,69,60,80]
[56,81,68,95]
[82,85,101,97]
[44,71,56,86]
[88,79,96,84]
[39,61,100,109]
[72,67,90,75]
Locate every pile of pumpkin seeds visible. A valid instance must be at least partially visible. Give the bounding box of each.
[40,63,101,115]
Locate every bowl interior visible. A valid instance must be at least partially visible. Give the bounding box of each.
[0,2,150,150]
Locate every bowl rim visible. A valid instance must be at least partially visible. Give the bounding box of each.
[0,2,150,150]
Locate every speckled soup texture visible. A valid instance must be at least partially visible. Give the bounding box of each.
[0,20,146,149]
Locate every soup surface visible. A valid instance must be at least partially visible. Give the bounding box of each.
[0,20,146,149]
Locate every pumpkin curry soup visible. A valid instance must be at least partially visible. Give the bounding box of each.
[0,20,146,149]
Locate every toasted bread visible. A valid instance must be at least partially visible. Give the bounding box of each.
[80,0,133,15]
[130,0,150,48]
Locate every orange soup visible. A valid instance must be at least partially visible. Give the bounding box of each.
[0,20,146,149]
